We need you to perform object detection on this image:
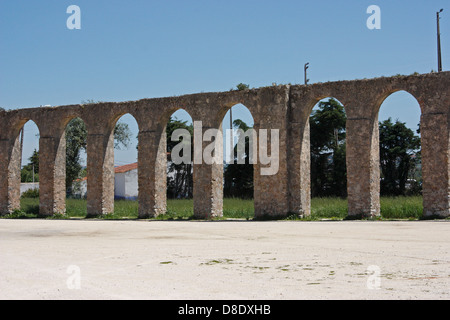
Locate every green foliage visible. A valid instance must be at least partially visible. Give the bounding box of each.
[166,116,194,199]
[310,98,347,197]
[224,119,254,199]
[21,188,39,199]
[21,149,39,182]
[113,122,132,150]
[379,118,421,196]
[65,118,86,189]
[236,83,250,91]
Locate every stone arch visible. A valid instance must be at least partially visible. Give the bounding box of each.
[187,92,263,219]
[374,88,423,119]
[81,103,126,217]
[375,90,422,216]
[9,118,41,214]
[138,105,196,218]
[86,108,141,217]
[371,86,449,218]
[222,103,256,218]
[105,113,140,217]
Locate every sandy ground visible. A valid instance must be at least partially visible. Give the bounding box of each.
[0,219,449,300]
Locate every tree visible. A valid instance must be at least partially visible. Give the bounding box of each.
[65,118,86,190]
[379,118,421,196]
[21,149,39,182]
[236,83,250,91]
[166,117,194,199]
[309,98,347,197]
[223,119,254,199]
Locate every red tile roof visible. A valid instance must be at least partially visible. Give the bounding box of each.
[74,163,138,182]
[114,162,138,173]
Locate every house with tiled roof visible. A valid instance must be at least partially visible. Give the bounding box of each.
[114,162,138,200]
[72,163,139,200]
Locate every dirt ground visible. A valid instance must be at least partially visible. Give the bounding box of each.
[0,219,449,300]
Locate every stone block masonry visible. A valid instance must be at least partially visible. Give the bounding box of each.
[0,72,449,219]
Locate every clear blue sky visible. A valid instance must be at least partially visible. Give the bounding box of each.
[1,0,447,165]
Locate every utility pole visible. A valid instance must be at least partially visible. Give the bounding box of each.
[304,63,310,85]
[229,107,233,164]
[19,128,24,173]
[437,9,444,72]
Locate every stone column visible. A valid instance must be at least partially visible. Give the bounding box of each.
[38,134,66,215]
[253,123,290,219]
[421,112,450,218]
[86,132,115,217]
[346,117,380,218]
[192,123,223,219]
[138,130,167,218]
[0,135,21,215]
[287,120,311,217]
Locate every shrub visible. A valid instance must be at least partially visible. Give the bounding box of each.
[21,188,39,198]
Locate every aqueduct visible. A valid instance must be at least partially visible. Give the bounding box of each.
[1,72,449,219]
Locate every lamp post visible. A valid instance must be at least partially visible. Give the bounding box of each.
[229,107,233,164]
[304,63,310,85]
[437,9,444,72]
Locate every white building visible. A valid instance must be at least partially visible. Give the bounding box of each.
[72,163,139,200]
[113,163,138,200]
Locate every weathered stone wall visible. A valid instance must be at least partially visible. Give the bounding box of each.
[0,72,448,219]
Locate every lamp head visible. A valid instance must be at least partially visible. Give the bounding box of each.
[439,8,444,13]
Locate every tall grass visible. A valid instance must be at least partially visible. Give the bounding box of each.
[310,197,348,220]
[380,196,423,220]
[8,196,426,220]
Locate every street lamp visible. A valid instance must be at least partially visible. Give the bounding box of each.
[437,9,444,72]
[304,63,310,85]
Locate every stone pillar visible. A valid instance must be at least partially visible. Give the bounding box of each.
[249,87,290,220]
[0,135,21,215]
[253,123,290,220]
[38,134,66,215]
[138,130,167,218]
[346,117,380,218]
[421,112,450,218]
[192,123,223,219]
[86,132,115,217]
[287,120,311,217]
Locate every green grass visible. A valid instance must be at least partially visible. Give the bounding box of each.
[309,197,349,220]
[380,196,423,220]
[4,196,428,220]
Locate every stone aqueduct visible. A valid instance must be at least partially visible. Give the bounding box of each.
[0,72,449,219]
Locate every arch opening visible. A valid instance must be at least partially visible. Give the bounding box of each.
[165,109,194,219]
[64,117,88,217]
[309,97,348,218]
[221,103,255,220]
[110,113,139,218]
[377,90,423,219]
[18,120,40,215]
